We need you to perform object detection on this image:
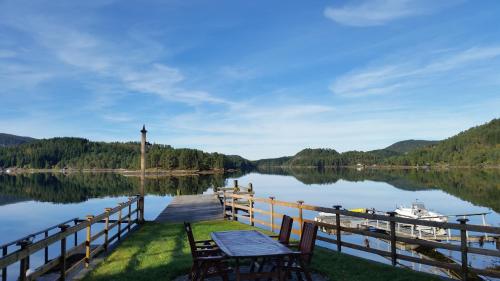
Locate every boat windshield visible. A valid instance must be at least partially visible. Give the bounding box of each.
[412,202,425,209]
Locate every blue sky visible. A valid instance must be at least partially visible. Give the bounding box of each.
[0,0,499,160]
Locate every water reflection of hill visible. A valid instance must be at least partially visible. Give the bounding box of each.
[256,167,500,212]
[0,172,235,204]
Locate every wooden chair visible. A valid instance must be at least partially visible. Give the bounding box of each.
[284,222,319,281]
[184,222,231,281]
[270,215,294,245]
[253,215,295,273]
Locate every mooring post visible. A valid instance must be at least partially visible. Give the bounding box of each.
[270,197,275,232]
[85,215,94,268]
[297,200,304,236]
[58,224,69,281]
[17,240,31,281]
[387,212,397,266]
[457,218,469,281]
[248,182,253,193]
[334,205,342,252]
[104,208,112,252]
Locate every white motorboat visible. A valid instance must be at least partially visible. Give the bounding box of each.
[394,201,448,235]
[394,201,447,223]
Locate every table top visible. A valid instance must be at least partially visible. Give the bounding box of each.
[211,230,293,258]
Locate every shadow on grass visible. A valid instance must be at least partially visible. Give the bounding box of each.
[84,221,443,281]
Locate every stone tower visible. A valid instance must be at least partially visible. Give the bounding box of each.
[139,125,147,223]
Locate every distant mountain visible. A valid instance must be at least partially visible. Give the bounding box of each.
[0,133,36,147]
[384,140,439,154]
[255,118,499,167]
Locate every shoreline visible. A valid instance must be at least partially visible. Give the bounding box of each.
[0,168,239,176]
[256,164,500,170]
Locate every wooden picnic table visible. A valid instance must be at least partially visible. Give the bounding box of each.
[211,230,293,280]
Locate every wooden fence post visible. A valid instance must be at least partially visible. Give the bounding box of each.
[2,246,7,281]
[127,198,132,232]
[297,200,304,236]
[85,215,94,268]
[118,204,123,241]
[231,194,236,221]
[457,218,469,281]
[222,190,227,219]
[58,224,69,281]
[44,230,49,263]
[73,219,78,247]
[334,205,342,252]
[249,194,254,226]
[137,194,144,224]
[17,240,31,281]
[387,212,397,266]
[104,208,112,252]
[270,197,275,232]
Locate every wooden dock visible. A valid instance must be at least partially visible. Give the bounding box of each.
[155,194,223,223]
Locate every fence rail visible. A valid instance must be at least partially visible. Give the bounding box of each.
[0,195,143,281]
[224,193,500,281]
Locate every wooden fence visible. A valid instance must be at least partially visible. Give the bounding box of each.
[225,193,500,281]
[0,195,143,281]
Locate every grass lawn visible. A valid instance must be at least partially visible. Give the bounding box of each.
[83,221,442,281]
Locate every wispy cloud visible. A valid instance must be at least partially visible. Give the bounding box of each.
[324,0,458,27]
[0,49,16,58]
[330,46,500,97]
[0,4,229,108]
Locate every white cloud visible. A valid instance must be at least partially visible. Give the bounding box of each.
[330,46,500,97]
[324,0,457,27]
[0,5,229,107]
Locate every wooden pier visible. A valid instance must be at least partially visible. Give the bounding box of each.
[155,195,223,223]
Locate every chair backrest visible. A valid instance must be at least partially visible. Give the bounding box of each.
[298,222,318,264]
[184,222,197,258]
[278,215,294,244]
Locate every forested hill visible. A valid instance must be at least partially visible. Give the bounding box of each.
[0,137,253,171]
[255,118,499,167]
[0,133,36,147]
[384,140,439,154]
[386,118,499,166]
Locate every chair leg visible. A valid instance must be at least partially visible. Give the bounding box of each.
[296,271,304,281]
[214,261,228,281]
[191,263,199,281]
[198,261,207,281]
[299,260,312,281]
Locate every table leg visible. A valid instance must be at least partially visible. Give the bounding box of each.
[278,257,284,281]
[236,258,241,281]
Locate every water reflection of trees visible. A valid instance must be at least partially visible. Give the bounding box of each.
[0,173,233,204]
[256,167,500,212]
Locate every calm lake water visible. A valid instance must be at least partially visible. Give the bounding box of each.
[0,168,499,280]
